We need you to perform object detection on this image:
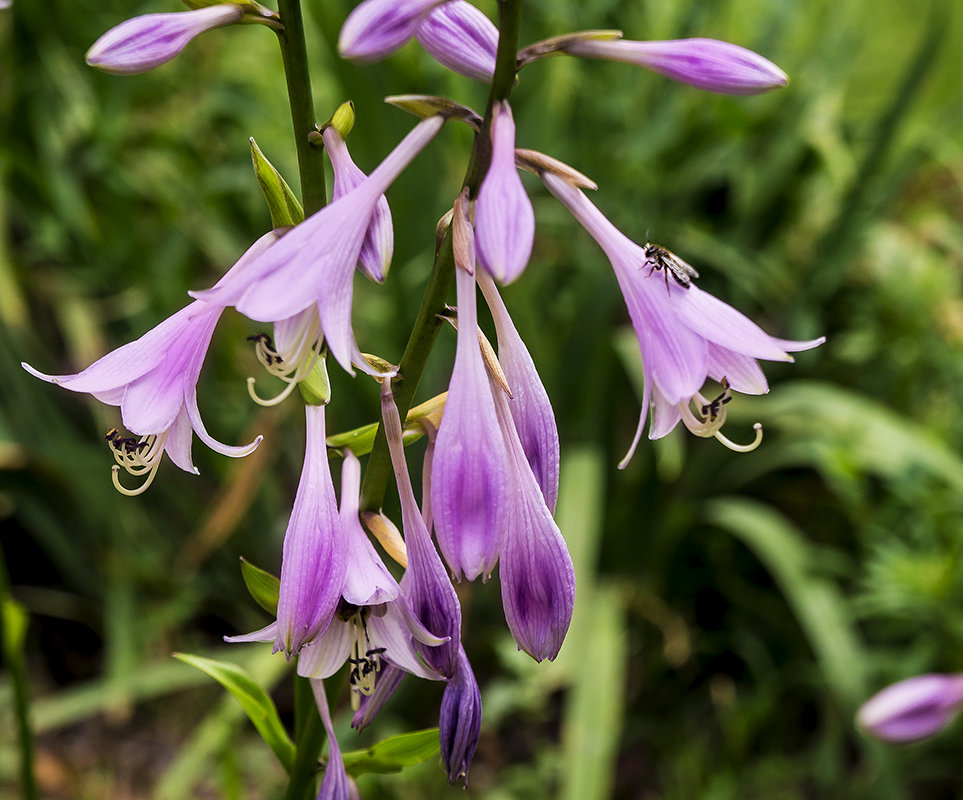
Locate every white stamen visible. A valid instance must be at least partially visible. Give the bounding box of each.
[715,422,763,453]
[247,318,323,406]
[347,610,384,707]
[108,431,167,496]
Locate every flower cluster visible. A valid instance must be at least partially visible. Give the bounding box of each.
[26,0,821,796]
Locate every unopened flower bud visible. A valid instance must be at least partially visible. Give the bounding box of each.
[565,37,788,95]
[858,673,963,743]
[86,5,244,75]
[475,102,535,284]
[440,648,482,785]
[329,100,356,138]
[415,1,497,83]
[339,0,449,63]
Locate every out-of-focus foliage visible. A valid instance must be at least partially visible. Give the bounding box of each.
[2,0,963,797]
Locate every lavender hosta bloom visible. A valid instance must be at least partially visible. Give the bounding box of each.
[541,172,823,464]
[477,269,559,511]
[311,680,352,800]
[339,0,450,63]
[415,1,497,83]
[439,646,482,785]
[193,116,445,376]
[324,125,393,283]
[489,366,575,661]
[431,201,511,581]
[565,37,788,95]
[475,102,535,285]
[86,5,244,75]
[382,382,462,678]
[859,674,963,743]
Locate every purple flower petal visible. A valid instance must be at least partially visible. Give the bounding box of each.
[311,679,352,800]
[475,102,535,285]
[86,5,244,75]
[439,647,482,785]
[416,0,497,82]
[859,673,963,743]
[339,0,450,62]
[566,37,788,95]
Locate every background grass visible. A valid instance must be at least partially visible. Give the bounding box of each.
[3,0,963,797]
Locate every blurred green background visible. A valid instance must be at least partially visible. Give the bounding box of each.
[3,0,963,797]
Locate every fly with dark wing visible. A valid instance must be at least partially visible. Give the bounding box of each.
[643,242,700,290]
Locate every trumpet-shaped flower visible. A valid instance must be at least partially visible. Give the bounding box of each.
[858,673,963,743]
[324,125,394,283]
[475,102,535,285]
[382,382,462,678]
[86,5,245,75]
[564,37,788,95]
[192,116,445,376]
[477,269,559,511]
[431,203,510,581]
[541,172,823,464]
[415,1,497,83]
[339,0,451,62]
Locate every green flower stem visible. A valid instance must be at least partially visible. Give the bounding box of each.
[276,0,326,216]
[284,675,327,800]
[360,0,525,512]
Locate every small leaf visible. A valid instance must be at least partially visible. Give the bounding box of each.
[250,138,304,229]
[240,558,280,616]
[174,652,295,773]
[341,728,440,776]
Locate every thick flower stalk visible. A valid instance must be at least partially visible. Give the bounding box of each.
[339,0,451,63]
[415,1,498,83]
[859,673,963,743]
[430,197,510,581]
[475,101,535,285]
[193,116,445,376]
[86,5,246,75]
[541,172,823,465]
[563,37,788,95]
[22,295,266,495]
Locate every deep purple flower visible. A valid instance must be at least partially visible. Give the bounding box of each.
[192,116,445,376]
[382,382,462,678]
[859,673,963,743]
[415,1,497,83]
[431,200,510,581]
[475,101,535,285]
[324,125,394,283]
[564,37,788,95]
[339,0,450,63]
[477,269,559,511]
[541,172,823,465]
[86,5,244,75]
[439,646,482,785]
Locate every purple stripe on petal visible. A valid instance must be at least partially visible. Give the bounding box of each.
[339,0,450,62]
[416,0,497,82]
[439,647,482,785]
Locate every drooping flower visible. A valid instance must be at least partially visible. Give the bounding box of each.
[488,359,575,662]
[430,196,510,581]
[477,269,559,511]
[86,5,245,75]
[541,172,823,465]
[311,679,352,800]
[563,37,788,95]
[439,646,482,785]
[192,116,445,376]
[415,1,498,83]
[324,124,394,283]
[858,673,963,743]
[475,101,535,285]
[339,0,451,63]
[382,381,462,678]
[21,229,283,494]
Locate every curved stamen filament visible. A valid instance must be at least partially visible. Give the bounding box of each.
[716,422,763,453]
[247,319,323,406]
[679,394,728,437]
[107,431,167,496]
[347,610,384,709]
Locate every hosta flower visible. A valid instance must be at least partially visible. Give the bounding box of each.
[193,115,445,376]
[339,0,450,63]
[295,450,446,703]
[311,679,352,800]
[563,37,788,95]
[86,5,245,75]
[382,382,462,678]
[439,647,482,785]
[541,172,823,465]
[859,673,963,743]
[477,269,559,511]
[324,124,393,283]
[415,1,497,83]
[475,101,535,285]
[431,199,510,581]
